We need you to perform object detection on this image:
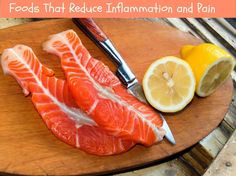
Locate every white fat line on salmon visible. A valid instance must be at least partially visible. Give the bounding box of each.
[118,138,124,151]
[40,108,59,117]
[59,33,163,141]
[75,124,81,148]
[7,48,96,127]
[87,100,99,115]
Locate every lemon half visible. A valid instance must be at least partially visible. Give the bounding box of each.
[181,44,235,97]
[143,56,195,113]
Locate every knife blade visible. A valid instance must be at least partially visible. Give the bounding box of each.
[73,18,176,145]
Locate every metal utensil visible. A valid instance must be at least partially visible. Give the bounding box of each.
[73,18,176,145]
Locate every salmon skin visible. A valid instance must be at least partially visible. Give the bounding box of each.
[1,45,135,155]
[44,30,166,146]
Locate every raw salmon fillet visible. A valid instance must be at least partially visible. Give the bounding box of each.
[1,45,135,155]
[44,30,166,146]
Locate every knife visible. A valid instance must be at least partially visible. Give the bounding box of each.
[73,18,176,145]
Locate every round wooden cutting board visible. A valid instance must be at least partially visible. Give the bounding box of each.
[0,19,233,175]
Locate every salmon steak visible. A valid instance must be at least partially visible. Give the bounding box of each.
[1,45,135,155]
[44,30,166,146]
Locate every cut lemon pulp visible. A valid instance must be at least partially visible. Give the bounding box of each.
[181,44,235,97]
[143,56,195,113]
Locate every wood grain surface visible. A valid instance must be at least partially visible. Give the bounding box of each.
[0,19,233,175]
[203,130,236,176]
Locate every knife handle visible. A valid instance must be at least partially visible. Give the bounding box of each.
[73,18,137,87]
[73,18,108,42]
[73,18,120,65]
